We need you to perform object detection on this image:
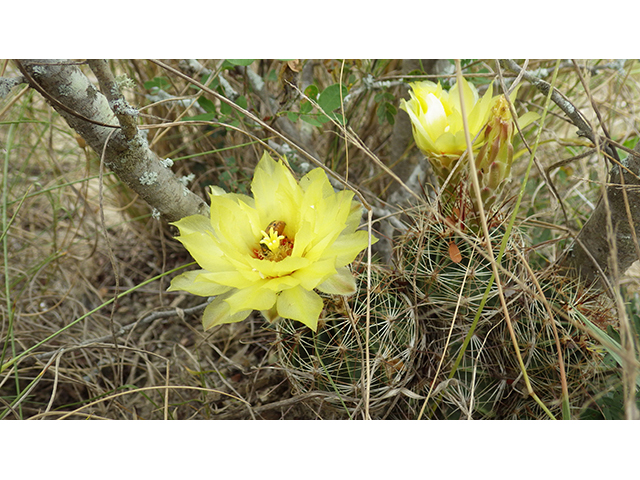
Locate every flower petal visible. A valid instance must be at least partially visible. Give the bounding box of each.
[276,286,324,331]
[261,304,279,323]
[172,214,213,235]
[247,254,310,278]
[422,92,448,139]
[169,149,376,332]
[401,98,439,154]
[209,194,260,255]
[252,153,302,231]
[292,255,338,290]
[517,111,539,129]
[263,275,301,291]
[168,269,232,297]
[224,282,277,315]
[323,230,373,267]
[456,77,479,118]
[202,295,251,330]
[196,269,262,289]
[434,132,461,157]
[317,266,357,295]
[174,231,230,273]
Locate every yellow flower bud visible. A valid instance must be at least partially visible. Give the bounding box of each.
[402,77,539,212]
[400,78,496,173]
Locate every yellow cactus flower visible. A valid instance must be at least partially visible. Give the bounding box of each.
[401,77,539,210]
[168,152,375,332]
[400,77,496,172]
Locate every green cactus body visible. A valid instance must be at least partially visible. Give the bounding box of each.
[395,202,617,419]
[273,192,618,419]
[488,272,617,419]
[419,252,615,419]
[275,263,421,416]
[397,207,522,321]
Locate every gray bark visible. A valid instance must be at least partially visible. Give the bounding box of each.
[557,141,640,286]
[499,59,640,287]
[15,59,209,223]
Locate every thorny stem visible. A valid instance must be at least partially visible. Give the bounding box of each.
[516,248,571,418]
[418,248,475,419]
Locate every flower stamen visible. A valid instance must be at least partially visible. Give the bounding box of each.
[257,220,292,261]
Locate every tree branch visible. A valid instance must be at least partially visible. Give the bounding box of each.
[87,59,139,141]
[500,59,595,141]
[557,142,640,285]
[500,60,640,286]
[15,60,209,223]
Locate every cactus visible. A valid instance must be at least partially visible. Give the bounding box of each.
[273,196,617,419]
[394,203,522,418]
[396,204,523,321]
[395,198,617,419]
[488,272,617,419]
[274,262,421,417]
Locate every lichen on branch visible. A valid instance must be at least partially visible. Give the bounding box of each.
[15,59,208,222]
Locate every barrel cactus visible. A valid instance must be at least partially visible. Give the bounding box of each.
[487,271,618,419]
[396,201,618,419]
[398,202,525,312]
[274,261,422,417]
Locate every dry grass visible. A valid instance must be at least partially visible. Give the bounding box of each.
[1,59,638,420]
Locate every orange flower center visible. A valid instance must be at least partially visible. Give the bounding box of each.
[253,220,294,261]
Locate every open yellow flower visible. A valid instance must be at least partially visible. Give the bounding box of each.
[168,152,375,332]
[400,77,496,172]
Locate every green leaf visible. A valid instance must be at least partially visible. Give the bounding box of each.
[473,68,493,85]
[200,74,220,90]
[287,111,299,123]
[227,59,255,67]
[183,112,217,122]
[197,97,216,114]
[301,114,329,127]
[318,83,348,113]
[326,112,345,125]
[623,136,640,151]
[144,76,170,91]
[376,102,397,125]
[219,96,246,120]
[299,99,313,115]
[374,91,394,103]
[220,101,232,116]
[304,84,319,100]
[581,313,640,389]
